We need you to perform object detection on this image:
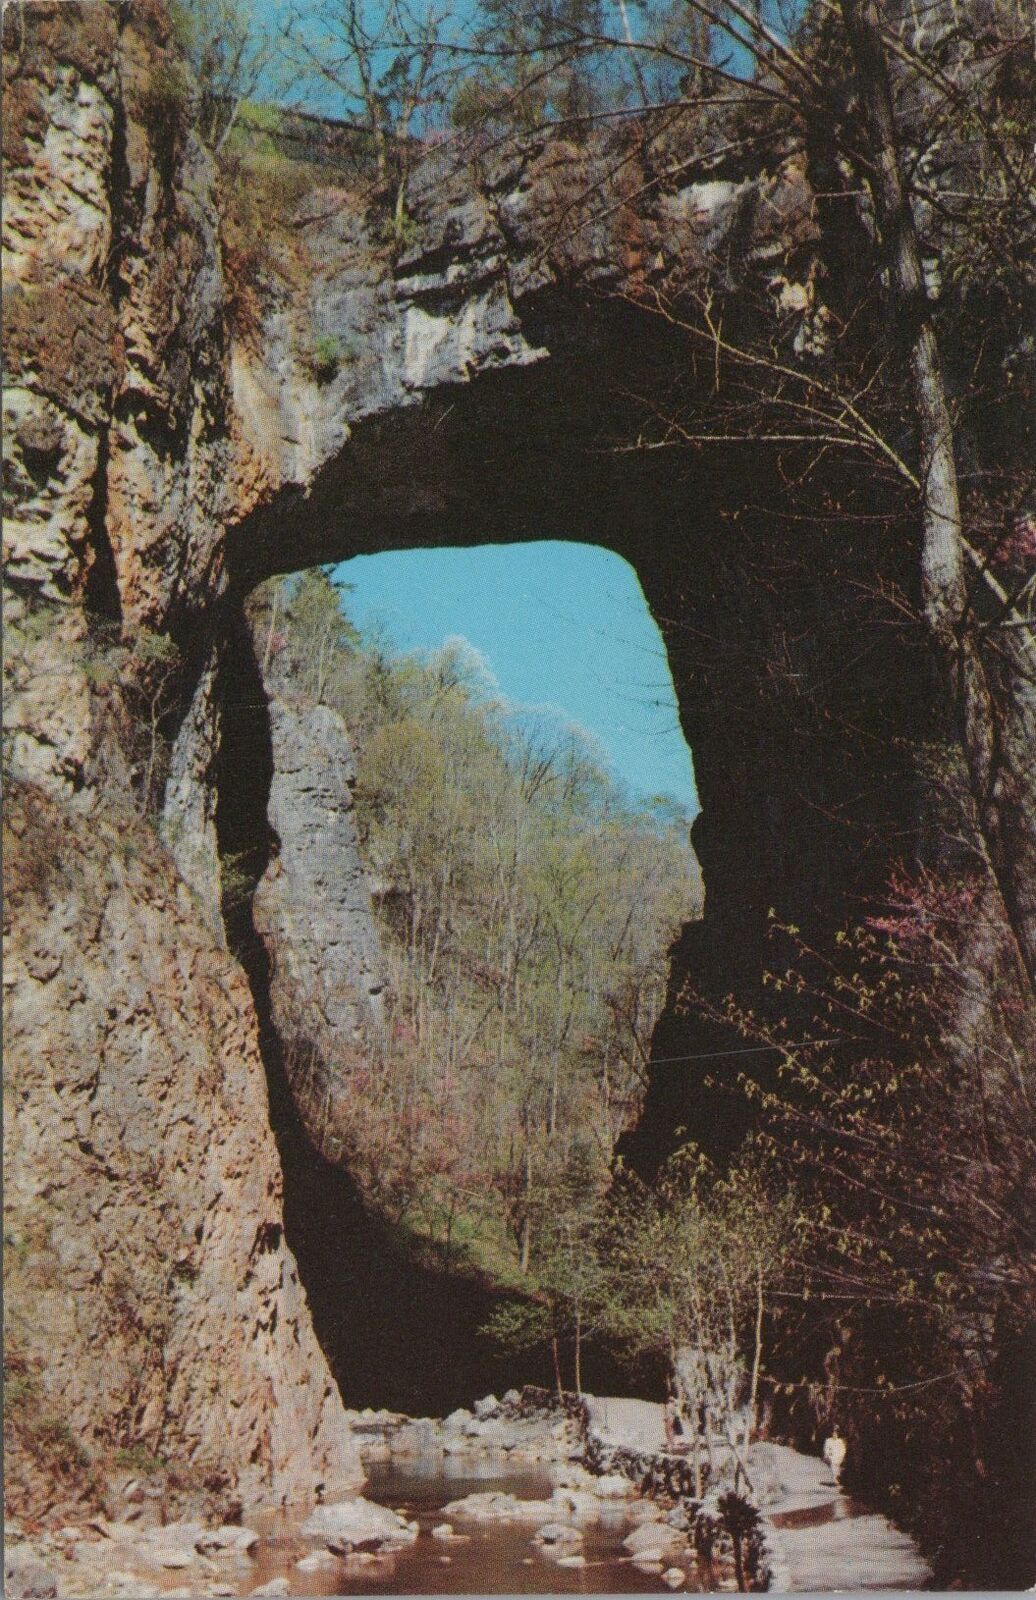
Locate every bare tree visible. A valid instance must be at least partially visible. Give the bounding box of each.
[171,0,277,154]
[282,0,460,236]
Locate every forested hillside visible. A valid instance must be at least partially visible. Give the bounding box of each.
[247,569,701,1278]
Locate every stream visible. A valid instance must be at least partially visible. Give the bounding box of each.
[244,1458,705,1596]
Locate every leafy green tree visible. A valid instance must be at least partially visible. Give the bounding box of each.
[483,1144,608,1393]
[598,1146,799,1492]
[261,567,360,703]
[246,569,700,1289]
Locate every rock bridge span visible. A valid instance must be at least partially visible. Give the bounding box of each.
[209,124,916,1170]
[8,0,1017,1511]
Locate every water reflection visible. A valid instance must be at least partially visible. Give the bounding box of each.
[245,1460,700,1595]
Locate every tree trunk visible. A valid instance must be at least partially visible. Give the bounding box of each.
[519,1143,533,1273]
[748,1268,764,1449]
[574,1307,583,1396]
[550,1330,563,1400]
[840,0,1036,996]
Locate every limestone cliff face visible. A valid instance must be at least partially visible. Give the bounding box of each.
[252,696,389,1158]
[2,2,360,1511]
[3,0,232,918]
[2,781,361,1511]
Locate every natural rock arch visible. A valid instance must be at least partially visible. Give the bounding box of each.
[6,0,1031,1524]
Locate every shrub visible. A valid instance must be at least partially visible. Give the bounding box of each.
[217,148,324,342]
[3,1348,99,1506]
[305,332,352,383]
[81,619,184,821]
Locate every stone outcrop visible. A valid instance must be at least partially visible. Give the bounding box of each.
[252,696,388,1157]
[2,1,365,1513]
[2,781,361,1512]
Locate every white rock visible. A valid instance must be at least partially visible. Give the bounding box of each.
[551,1464,597,1489]
[431,1523,454,1540]
[624,1521,687,1557]
[550,1487,602,1522]
[250,1580,290,1597]
[301,1496,416,1551]
[632,1549,665,1568]
[557,1553,587,1568]
[473,1394,500,1419]
[663,1566,687,1589]
[296,1551,337,1572]
[195,1525,260,1555]
[104,1521,145,1542]
[441,1491,556,1523]
[593,1472,636,1499]
[533,1522,583,1546]
[155,1549,194,1569]
[625,1500,664,1524]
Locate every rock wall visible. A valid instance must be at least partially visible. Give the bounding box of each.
[2,781,361,1512]
[253,695,389,1159]
[2,1,360,1512]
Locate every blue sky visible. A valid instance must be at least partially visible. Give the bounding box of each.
[332,542,698,816]
[252,0,762,122]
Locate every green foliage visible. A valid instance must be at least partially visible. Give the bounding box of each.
[482,1295,553,1352]
[219,850,256,912]
[3,1350,97,1494]
[114,1443,167,1475]
[305,332,357,382]
[381,201,419,251]
[251,570,700,1282]
[596,1145,800,1459]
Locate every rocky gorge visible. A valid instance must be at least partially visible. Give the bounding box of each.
[3,0,1034,1588]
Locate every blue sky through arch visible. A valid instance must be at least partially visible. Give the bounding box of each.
[332,541,699,815]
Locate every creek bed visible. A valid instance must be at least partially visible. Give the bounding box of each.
[242,1458,704,1595]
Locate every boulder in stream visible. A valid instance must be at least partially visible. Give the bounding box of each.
[195,1524,260,1555]
[533,1522,583,1547]
[624,1520,688,1558]
[301,1495,417,1551]
[594,1472,637,1499]
[441,1491,556,1522]
[551,1486,604,1522]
